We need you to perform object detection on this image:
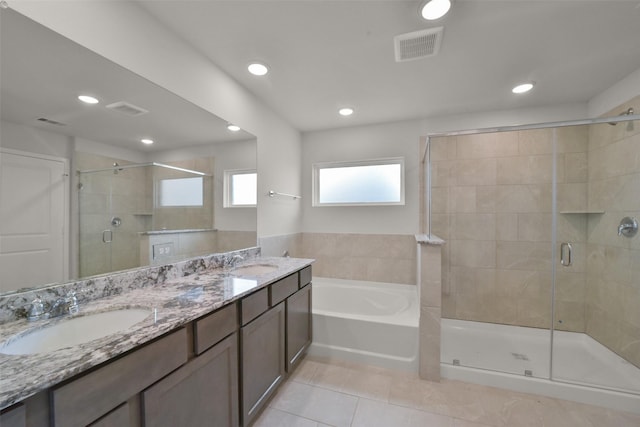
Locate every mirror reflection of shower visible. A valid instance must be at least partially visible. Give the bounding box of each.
[77,159,214,278]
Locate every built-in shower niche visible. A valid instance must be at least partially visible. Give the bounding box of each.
[77,153,215,278]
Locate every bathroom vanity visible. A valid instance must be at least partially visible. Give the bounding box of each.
[0,255,313,427]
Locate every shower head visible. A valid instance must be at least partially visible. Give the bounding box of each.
[113,162,124,174]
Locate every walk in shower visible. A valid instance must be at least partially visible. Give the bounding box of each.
[423,102,640,411]
[77,160,214,278]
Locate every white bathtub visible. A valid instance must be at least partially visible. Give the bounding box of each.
[308,277,419,372]
[441,319,640,414]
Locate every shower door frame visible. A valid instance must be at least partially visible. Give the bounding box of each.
[422,112,640,387]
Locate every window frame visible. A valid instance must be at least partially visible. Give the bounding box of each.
[223,169,257,208]
[312,157,405,207]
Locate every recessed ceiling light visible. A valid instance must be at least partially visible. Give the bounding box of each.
[512,82,535,94]
[420,0,451,20]
[248,63,269,76]
[141,139,154,145]
[227,124,241,132]
[78,95,99,104]
[339,107,354,116]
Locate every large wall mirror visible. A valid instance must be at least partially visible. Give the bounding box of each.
[0,9,257,293]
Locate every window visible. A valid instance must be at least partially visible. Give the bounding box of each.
[158,177,203,207]
[313,158,404,206]
[224,170,257,207]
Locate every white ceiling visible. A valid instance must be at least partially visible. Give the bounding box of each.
[138,0,640,132]
[0,9,253,152]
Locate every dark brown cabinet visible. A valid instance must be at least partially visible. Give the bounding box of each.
[142,333,239,427]
[89,403,131,427]
[0,403,26,427]
[240,302,285,427]
[286,283,312,372]
[52,328,188,427]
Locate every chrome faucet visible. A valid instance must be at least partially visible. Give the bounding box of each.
[26,297,47,322]
[22,291,79,322]
[49,292,79,318]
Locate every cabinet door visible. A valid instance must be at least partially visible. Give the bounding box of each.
[241,303,285,427]
[142,333,239,427]
[286,284,312,372]
[88,403,130,427]
[53,328,188,427]
[0,404,25,427]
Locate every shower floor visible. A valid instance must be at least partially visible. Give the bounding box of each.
[441,319,640,394]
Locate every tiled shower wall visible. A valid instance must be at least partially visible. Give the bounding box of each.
[77,152,148,277]
[585,96,640,368]
[430,127,590,332]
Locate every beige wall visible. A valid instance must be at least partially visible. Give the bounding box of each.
[431,126,589,331]
[585,95,640,368]
[297,232,416,285]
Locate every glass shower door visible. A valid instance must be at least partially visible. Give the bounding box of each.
[552,118,640,395]
[79,164,150,278]
[78,169,114,278]
[434,127,555,379]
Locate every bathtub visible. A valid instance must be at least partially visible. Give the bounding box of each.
[441,318,640,414]
[308,277,419,372]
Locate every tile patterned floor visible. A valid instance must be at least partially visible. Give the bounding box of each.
[253,357,640,427]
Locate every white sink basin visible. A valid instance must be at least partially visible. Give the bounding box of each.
[232,264,278,276]
[0,308,152,355]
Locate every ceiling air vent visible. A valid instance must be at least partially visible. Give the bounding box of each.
[105,101,149,117]
[37,117,66,126]
[394,27,444,62]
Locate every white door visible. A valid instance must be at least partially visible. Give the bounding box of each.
[0,149,67,292]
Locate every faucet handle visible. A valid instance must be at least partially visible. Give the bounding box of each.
[66,291,79,315]
[27,296,47,322]
[618,216,638,237]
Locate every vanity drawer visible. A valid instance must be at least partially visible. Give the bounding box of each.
[195,303,238,355]
[299,266,312,288]
[270,273,299,306]
[241,287,269,325]
[52,328,188,427]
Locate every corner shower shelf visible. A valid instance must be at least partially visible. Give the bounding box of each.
[559,210,605,214]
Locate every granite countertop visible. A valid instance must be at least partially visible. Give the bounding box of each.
[0,256,313,410]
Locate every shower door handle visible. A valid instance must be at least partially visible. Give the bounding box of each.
[560,242,572,266]
[102,229,113,243]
